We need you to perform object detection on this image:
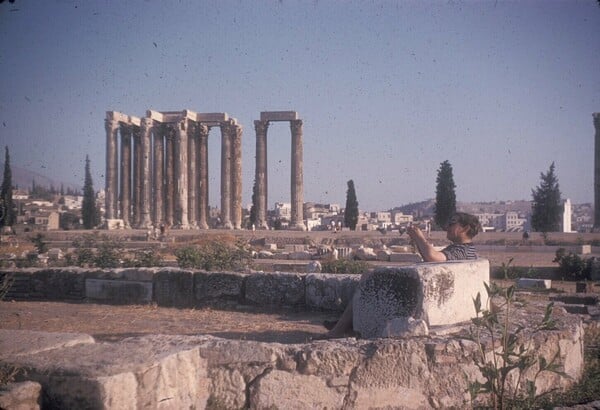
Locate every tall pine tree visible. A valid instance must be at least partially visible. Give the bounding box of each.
[0,146,14,228]
[434,160,457,229]
[531,162,562,232]
[344,179,359,230]
[81,155,98,229]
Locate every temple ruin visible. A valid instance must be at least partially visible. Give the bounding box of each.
[104,110,243,229]
[105,109,306,230]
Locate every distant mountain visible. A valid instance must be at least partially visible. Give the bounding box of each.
[0,162,79,192]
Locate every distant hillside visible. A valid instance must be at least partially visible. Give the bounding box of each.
[391,199,533,217]
[0,162,79,192]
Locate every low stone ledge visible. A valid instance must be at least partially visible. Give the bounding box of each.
[305,273,359,312]
[245,272,305,306]
[84,268,157,282]
[153,268,195,308]
[353,259,490,338]
[194,271,246,302]
[85,278,153,304]
[0,329,95,360]
[0,381,42,410]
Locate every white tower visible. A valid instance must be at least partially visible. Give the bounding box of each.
[562,198,572,233]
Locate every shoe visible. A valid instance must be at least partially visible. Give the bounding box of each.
[322,320,338,330]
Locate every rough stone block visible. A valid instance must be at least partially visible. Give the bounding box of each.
[5,334,209,410]
[194,271,246,301]
[245,272,305,306]
[85,268,157,282]
[0,329,94,360]
[0,381,42,410]
[31,268,85,300]
[517,278,552,290]
[85,279,153,304]
[353,259,490,338]
[305,273,359,311]
[153,269,194,307]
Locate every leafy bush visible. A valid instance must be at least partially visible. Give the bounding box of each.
[122,249,163,267]
[467,283,566,409]
[553,248,592,281]
[321,259,371,274]
[175,240,252,271]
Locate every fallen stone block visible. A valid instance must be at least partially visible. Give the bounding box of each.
[245,272,305,306]
[517,278,552,290]
[353,259,490,338]
[194,271,246,301]
[85,279,153,304]
[0,381,42,410]
[4,334,209,410]
[0,329,95,360]
[305,273,359,311]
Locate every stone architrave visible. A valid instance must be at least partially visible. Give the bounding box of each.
[187,123,198,228]
[165,127,175,227]
[197,124,209,229]
[104,119,119,220]
[220,121,233,229]
[174,118,190,229]
[138,118,153,228]
[153,124,165,226]
[119,125,132,227]
[231,123,243,229]
[594,113,600,230]
[254,120,269,229]
[290,119,306,230]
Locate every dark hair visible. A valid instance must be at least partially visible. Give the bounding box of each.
[452,212,481,238]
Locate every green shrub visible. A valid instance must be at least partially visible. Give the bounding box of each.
[553,248,592,281]
[321,259,370,274]
[122,249,163,267]
[175,240,252,271]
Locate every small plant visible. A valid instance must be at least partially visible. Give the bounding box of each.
[321,259,371,274]
[467,282,567,409]
[500,257,517,279]
[122,249,163,267]
[553,248,592,281]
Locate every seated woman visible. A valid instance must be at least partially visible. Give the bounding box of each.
[323,212,481,338]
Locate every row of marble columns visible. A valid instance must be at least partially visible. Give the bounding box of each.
[105,116,242,229]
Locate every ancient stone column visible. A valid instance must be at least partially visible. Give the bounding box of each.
[197,124,209,229]
[153,124,165,226]
[231,124,243,229]
[187,122,198,228]
[220,121,233,229]
[594,113,600,230]
[164,127,175,227]
[254,120,269,229]
[119,125,132,227]
[138,118,153,228]
[132,128,142,226]
[174,118,190,229]
[290,119,306,230]
[104,119,119,220]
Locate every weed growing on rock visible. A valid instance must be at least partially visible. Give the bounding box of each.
[467,282,567,409]
[553,248,593,281]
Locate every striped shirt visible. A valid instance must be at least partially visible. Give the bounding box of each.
[441,243,478,261]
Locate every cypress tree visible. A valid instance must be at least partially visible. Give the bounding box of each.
[249,179,258,228]
[0,146,14,227]
[344,179,359,230]
[434,160,457,229]
[531,162,562,233]
[81,155,98,229]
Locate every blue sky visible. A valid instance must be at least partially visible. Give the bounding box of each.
[1,0,598,211]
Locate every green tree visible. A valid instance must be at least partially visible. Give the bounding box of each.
[249,179,258,228]
[344,179,359,230]
[81,155,98,229]
[0,146,15,228]
[531,162,562,233]
[434,160,456,228]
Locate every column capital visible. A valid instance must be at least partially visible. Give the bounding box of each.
[254,120,269,134]
[141,117,154,129]
[105,119,119,133]
[594,112,600,128]
[196,123,209,138]
[290,119,303,134]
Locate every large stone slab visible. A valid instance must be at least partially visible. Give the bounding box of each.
[85,279,153,304]
[153,268,194,307]
[0,329,95,359]
[4,334,209,410]
[353,259,490,338]
[305,273,359,311]
[260,111,298,121]
[245,272,305,306]
[194,271,246,301]
[0,381,42,410]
